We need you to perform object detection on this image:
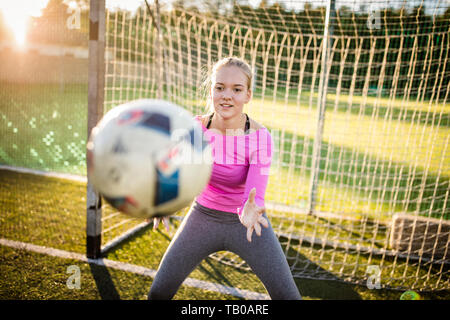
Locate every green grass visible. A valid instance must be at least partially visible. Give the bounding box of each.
[1,169,449,299]
[248,94,450,178]
[265,127,449,220]
[0,82,88,175]
[0,245,238,300]
[1,81,448,220]
[0,81,449,298]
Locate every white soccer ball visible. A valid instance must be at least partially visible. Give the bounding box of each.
[87,99,212,219]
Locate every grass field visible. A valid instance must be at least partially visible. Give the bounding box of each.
[1,81,448,220]
[2,242,449,300]
[1,169,449,299]
[0,81,449,299]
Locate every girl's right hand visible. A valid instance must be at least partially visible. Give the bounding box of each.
[239,188,269,242]
[149,216,171,232]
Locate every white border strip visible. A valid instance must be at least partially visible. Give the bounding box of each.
[0,238,269,300]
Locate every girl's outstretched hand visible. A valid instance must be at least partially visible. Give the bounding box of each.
[239,188,269,242]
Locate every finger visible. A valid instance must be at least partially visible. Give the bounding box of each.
[258,206,266,215]
[248,188,256,203]
[258,216,269,228]
[254,222,262,237]
[153,217,160,230]
[247,226,253,242]
[162,217,170,232]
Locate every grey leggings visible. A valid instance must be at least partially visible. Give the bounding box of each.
[148,201,301,300]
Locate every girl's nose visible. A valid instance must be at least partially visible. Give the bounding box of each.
[222,88,232,99]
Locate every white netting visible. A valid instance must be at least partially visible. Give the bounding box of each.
[103,0,450,290]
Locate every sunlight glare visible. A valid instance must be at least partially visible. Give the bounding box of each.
[0,0,49,46]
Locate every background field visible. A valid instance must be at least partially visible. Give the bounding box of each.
[1,81,449,299]
[1,170,449,300]
[1,0,449,299]
[2,81,448,219]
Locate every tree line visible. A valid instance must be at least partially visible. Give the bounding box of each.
[1,0,447,99]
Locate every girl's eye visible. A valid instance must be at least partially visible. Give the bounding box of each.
[215,86,223,91]
[234,88,242,92]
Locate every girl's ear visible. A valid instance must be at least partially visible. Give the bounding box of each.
[245,88,252,104]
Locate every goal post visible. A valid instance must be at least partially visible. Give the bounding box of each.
[86,0,158,259]
[87,0,105,259]
[84,0,450,290]
[3,0,447,295]
[307,0,335,215]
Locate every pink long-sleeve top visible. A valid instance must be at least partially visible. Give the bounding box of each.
[194,115,273,215]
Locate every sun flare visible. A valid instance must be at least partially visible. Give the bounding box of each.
[4,13,29,46]
[0,0,49,46]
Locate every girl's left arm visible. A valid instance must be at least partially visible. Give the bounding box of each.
[238,130,273,241]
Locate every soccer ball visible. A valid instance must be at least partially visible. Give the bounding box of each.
[87,99,212,219]
[399,290,421,300]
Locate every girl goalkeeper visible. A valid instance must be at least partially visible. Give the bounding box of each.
[148,57,301,300]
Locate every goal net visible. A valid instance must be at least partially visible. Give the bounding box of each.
[101,0,449,291]
[0,0,448,293]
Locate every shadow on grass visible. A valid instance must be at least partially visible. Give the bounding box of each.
[102,217,362,300]
[197,258,244,297]
[99,211,447,299]
[89,262,121,300]
[283,243,362,300]
[314,215,387,250]
[272,127,449,220]
[296,278,362,300]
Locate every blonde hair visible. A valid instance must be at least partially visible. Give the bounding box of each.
[202,57,253,113]
[211,57,252,89]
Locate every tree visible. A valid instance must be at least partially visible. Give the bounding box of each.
[28,0,88,46]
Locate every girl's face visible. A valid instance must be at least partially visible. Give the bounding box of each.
[210,65,251,120]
